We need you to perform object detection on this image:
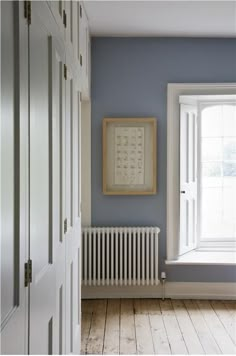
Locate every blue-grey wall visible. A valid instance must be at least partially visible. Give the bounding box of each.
[91,38,236,282]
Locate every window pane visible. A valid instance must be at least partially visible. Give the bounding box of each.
[201,187,222,238]
[202,176,222,188]
[201,105,222,137]
[200,104,236,240]
[223,139,236,160]
[202,138,222,161]
[223,162,236,177]
[201,184,236,238]
[222,184,236,236]
[223,105,236,137]
[202,162,221,177]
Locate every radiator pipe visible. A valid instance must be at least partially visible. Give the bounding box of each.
[161,278,166,300]
[161,271,166,300]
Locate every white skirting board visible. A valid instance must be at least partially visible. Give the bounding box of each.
[82,282,236,300]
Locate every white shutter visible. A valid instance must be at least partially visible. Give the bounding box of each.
[179,103,198,255]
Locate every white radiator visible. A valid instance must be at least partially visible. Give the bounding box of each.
[82,227,160,286]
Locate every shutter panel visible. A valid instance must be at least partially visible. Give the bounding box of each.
[179,103,198,255]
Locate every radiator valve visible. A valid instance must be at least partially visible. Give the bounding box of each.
[161,271,166,280]
[161,271,166,300]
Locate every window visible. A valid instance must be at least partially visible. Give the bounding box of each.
[179,97,236,255]
[166,84,236,262]
[200,104,236,247]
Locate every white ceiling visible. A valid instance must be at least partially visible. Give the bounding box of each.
[83,1,236,37]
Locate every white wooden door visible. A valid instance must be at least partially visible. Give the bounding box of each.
[0,2,29,354]
[1,1,82,354]
[29,3,57,354]
[64,66,81,354]
[179,103,198,255]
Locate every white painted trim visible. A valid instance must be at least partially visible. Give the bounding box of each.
[166,83,236,261]
[165,250,236,265]
[81,100,91,227]
[180,94,236,104]
[82,282,236,300]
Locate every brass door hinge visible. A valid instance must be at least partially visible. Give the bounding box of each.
[64,218,68,234]
[80,4,82,18]
[63,10,67,28]
[64,64,67,80]
[80,54,83,66]
[24,259,32,287]
[24,1,31,25]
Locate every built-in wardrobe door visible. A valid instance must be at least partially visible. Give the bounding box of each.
[28,2,57,353]
[51,38,67,354]
[0,2,29,354]
[64,66,81,354]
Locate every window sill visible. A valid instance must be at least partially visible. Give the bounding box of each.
[166,250,236,265]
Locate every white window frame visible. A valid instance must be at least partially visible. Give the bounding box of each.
[166,83,236,261]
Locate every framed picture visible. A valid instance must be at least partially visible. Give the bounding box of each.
[103,118,157,195]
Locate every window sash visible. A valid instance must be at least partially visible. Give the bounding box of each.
[197,101,236,247]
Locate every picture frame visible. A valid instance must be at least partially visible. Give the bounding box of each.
[103,118,157,195]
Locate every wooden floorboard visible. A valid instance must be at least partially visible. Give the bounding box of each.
[172,300,204,354]
[135,314,154,355]
[86,300,107,355]
[149,312,171,354]
[81,298,236,355]
[211,300,236,345]
[81,312,93,355]
[103,299,120,355]
[159,299,188,355]
[196,300,236,355]
[120,299,137,355]
[184,299,221,355]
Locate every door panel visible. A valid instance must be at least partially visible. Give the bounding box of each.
[65,228,81,355]
[65,72,73,229]
[79,3,90,100]
[48,0,65,39]
[1,0,15,323]
[29,4,56,354]
[65,0,73,44]
[74,92,81,220]
[51,39,66,355]
[0,2,28,354]
[65,0,77,51]
[65,70,81,354]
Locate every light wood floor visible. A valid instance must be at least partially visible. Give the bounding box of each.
[81,299,236,355]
